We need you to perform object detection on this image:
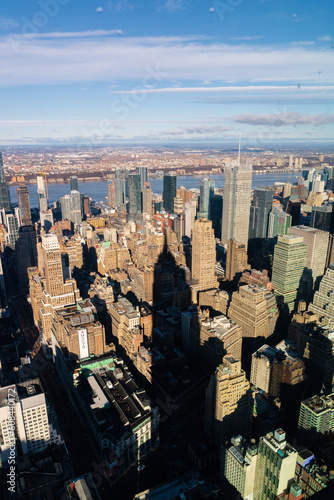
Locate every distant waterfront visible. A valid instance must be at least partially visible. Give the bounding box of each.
[9,171,301,209]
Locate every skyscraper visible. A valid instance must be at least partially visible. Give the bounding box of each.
[221,160,252,250]
[17,184,32,226]
[254,429,297,499]
[115,168,123,206]
[70,175,78,191]
[108,182,116,208]
[225,239,250,281]
[0,151,11,211]
[142,181,153,218]
[36,173,47,212]
[205,356,253,447]
[16,225,37,294]
[309,264,334,325]
[136,166,148,189]
[163,174,177,214]
[128,174,141,215]
[249,188,273,240]
[288,225,329,292]
[191,218,218,291]
[268,207,292,238]
[60,194,71,221]
[199,178,215,219]
[272,234,307,313]
[0,257,9,318]
[5,213,19,246]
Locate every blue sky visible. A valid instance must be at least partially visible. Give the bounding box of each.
[0,0,333,145]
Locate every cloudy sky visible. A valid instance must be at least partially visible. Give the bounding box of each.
[0,0,333,145]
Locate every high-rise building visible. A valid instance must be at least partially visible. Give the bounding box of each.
[272,235,307,313]
[199,178,215,219]
[298,393,334,450]
[268,207,292,238]
[254,429,298,499]
[108,182,116,208]
[310,204,334,232]
[250,341,305,400]
[36,173,47,212]
[40,209,54,231]
[0,151,11,211]
[191,218,217,291]
[283,181,292,199]
[115,168,123,206]
[286,199,301,226]
[249,189,273,240]
[0,379,63,467]
[0,257,9,318]
[5,213,19,246]
[173,196,184,216]
[205,356,253,446]
[221,436,258,500]
[199,315,242,372]
[60,194,71,221]
[288,226,329,292]
[163,174,177,214]
[32,234,80,340]
[136,166,148,189]
[70,175,78,191]
[142,182,153,218]
[225,239,250,281]
[128,174,142,216]
[70,190,82,223]
[228,285,279,341]
[16,225,37,294]
[221,159,252,250]
[309,265,334,325]
[82,195,91,215]
[17,184,32,226]
[210,193,223,240]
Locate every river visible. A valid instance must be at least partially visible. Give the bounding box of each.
[8,171,301,209]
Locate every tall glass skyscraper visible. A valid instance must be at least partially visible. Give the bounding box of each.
[136,166,148,190]
[0,151,11,211]
[163,174,177,214]
[128,174,141,215]
[115,168,123,206]
[199,178,215,219]
[221,160,252,250]
[249,188,273,240]
[70,176,78,191]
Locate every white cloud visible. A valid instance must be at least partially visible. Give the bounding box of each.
[96,7,104,13]
[112,85,334,94]
[16,30,123,39]
[0,17,19,31]
[232,112,334,127]
[1,35,334,87]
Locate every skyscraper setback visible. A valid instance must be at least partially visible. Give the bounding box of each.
[221,159,252,250]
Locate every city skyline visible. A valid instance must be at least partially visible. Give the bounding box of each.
[0,1,333,145]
